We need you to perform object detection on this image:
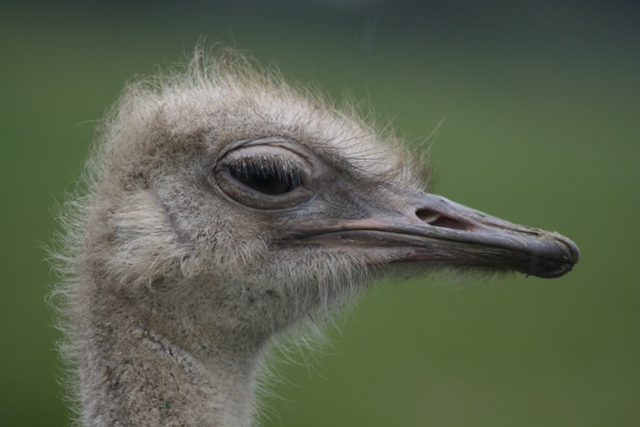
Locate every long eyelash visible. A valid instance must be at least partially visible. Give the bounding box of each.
[229,156,303,187]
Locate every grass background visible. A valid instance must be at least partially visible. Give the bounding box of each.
[1,1,638,425]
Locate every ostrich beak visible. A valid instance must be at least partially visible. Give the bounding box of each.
[288,193,579,279]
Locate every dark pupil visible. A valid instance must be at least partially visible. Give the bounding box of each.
[229,164,300,195]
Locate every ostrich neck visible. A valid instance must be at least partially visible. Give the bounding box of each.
[76,278,264,427]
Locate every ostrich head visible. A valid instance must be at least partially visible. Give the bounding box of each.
[57,50,579,427]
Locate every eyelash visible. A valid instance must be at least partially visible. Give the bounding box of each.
[228,156,303,195]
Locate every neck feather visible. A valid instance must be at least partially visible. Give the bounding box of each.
[74,277,263,427]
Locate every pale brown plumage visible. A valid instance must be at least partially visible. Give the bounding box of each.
[52,50,579,427]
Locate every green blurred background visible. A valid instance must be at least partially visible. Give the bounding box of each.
[2,1,638,426]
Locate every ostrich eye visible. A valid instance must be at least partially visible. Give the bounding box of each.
[228,159,302,195]
[214,140,314,210]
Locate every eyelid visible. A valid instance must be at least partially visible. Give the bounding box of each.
[223,142,311,165]
[216,137,312,163]
[221,143,313,181]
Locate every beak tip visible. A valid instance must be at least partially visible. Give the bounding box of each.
[558,233,580,267]
[528,234,580,279]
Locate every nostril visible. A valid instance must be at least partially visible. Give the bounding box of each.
[430,217,468,231]
[415,209,468,231]
[415,208,439,223]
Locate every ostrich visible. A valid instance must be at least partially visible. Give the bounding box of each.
[53,51,579,427]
